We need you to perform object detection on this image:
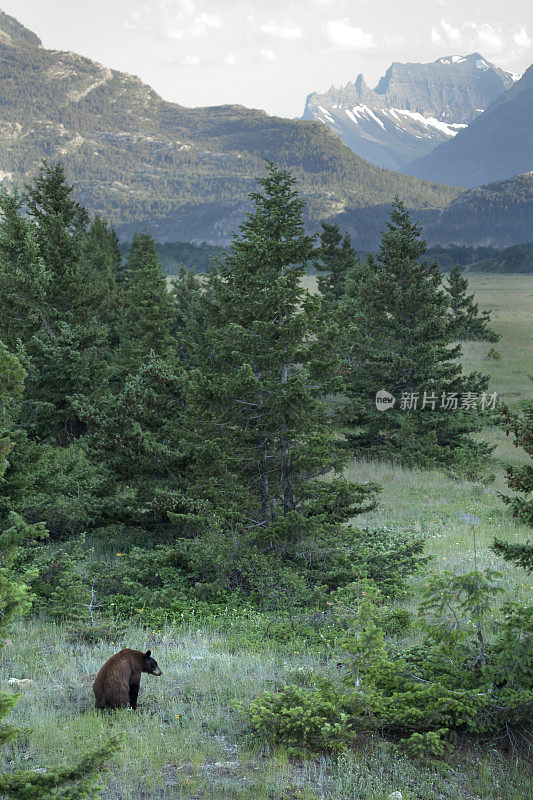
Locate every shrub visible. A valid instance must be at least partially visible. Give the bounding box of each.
[243,571,533,758]
[243,680,357,755]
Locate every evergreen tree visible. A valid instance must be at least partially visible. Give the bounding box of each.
[0,342,38,516]
[82,215,122,330]
[117,232,174,376]
[182,164,378,597]
[0,191,50,350]
[493,390,533,569]
[0,164,112,443]
[446,264,500,342]
[76,352,194,535]
[313,222,359,305]
[24,161,88,319]
[341,198,492,472]
[169,267,207,365]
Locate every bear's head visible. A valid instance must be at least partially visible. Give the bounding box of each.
[142,650,162,676]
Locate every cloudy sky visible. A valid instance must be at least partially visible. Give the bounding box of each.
[4,0,533,117]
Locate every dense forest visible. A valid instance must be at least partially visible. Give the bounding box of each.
[0,161,531,797]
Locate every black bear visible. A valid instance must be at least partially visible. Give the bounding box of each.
[93,649,162,710]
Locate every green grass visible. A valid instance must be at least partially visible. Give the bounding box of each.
[2,621,532,800]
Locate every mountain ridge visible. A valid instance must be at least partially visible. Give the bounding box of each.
[302,54,515,170]
[0,9,41,47]
[0,12,457,246]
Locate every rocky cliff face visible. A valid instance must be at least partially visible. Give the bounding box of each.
[302,54,516,170]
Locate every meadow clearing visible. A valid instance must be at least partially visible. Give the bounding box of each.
[1,273,532,800]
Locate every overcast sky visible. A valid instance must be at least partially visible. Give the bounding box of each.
[3,0,533,117]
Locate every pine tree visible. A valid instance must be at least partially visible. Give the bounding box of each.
[117,232,174,376]
[446,264,500,342]
[183,164,378,594]
[341,198,492,472]
[313,222,359,305]
[0,342,41,519]
[82,215,122,330]
[169,267,206,365]
[24,161,88,319]
[493,389,533,569]
[0,191,51,349]
[0,164,112,443]
[76,352,193,535]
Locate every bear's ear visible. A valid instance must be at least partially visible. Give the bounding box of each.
[144,650,151,657]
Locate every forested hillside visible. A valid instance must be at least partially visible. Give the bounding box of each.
[0,11,457,245]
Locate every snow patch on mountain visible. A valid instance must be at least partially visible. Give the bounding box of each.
[391,109,467,136]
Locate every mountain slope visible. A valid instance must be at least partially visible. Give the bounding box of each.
[330,172,533,250]
[406,66,533,187]
[302,54,515,170]
[423,172,533,246]
[0,9,41,46]
[0,15,457,245]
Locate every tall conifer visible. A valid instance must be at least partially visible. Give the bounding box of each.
[117,232,174,376]
[184,165,377,568]
[341,198,492,472]
[446,264,500,342]
[0,163,111,443]
[313,222,359,305]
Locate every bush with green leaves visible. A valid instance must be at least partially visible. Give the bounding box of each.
[243,680,357,756]
[243,571,533,758]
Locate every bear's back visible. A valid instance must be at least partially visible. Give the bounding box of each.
[93,649,143,702]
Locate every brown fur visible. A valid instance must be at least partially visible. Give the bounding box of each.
[92,649,162,710]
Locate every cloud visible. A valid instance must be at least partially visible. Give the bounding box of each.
[176,54,202,66]
[383,33,408,49]
[440,18,461,43]
[465,21,502,53]
[165,11,223,40]
[165,51,238,68]
[326,18,374,50]
[126,1,223,41]
[430,18,509,56]
[513,26,531,49]
[260,20,303,39]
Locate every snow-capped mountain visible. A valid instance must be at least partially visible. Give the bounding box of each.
[302,54,516,170]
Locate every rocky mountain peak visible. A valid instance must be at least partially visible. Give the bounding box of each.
[0,9,42,47]
[301,53,516,171]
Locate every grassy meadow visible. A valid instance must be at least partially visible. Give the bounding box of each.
[2,273,532,799]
